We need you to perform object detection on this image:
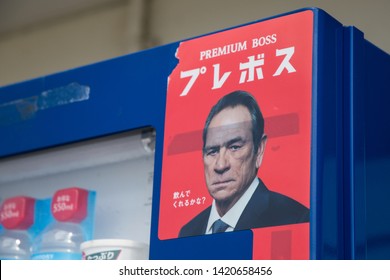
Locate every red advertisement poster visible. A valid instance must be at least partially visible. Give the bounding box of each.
[159,10,313,259]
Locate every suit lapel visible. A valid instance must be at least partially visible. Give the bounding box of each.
[199,206,212,234]
[235,179,271,230]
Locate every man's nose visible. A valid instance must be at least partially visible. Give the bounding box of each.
[214,149,230,174]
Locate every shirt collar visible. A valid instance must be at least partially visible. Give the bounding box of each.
[206,177,259,234]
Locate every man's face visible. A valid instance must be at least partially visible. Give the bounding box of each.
[203,105,266,210]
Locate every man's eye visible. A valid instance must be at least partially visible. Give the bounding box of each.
[207,149,218,156]
[229,145,241,151]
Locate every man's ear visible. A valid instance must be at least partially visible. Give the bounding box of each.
[255,135,267,169]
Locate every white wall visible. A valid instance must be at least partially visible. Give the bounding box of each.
[151,0,390,48]
[0,0,389,86]
[0,0,144,86]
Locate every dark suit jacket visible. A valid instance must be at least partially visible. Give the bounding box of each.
[178,179,309,237]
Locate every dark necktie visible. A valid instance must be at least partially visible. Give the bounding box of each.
[212,219,229,233]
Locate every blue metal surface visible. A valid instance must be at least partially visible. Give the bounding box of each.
[0,44,178,157]
[343,26,390,260]
[310,8,344,260]
[343,26,367,260]
[362,36,390,260]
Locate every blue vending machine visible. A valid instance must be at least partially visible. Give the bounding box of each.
[0,8,389,260]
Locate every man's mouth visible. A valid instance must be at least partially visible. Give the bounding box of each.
[212,179,234,187]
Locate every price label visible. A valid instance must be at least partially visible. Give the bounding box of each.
[0,196,35,229]
[51,187,88,222]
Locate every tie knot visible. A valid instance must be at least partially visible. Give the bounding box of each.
[212,219,229,233]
